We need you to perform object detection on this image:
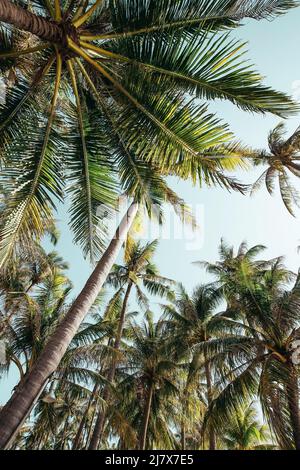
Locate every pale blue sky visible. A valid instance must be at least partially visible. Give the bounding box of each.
[1,8,300,403]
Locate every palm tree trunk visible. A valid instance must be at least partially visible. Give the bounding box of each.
[72,383,99,450]
[286,363,300,450]
[88,281,133,450]
[0,203,138,450]
[0,0,65,43]
[204,357,216,450]
[181,420,186,450]
[139,384,154,450]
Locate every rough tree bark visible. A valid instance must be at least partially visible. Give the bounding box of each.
[0,0,65,42]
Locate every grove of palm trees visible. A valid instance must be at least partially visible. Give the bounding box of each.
[1,0,300,453]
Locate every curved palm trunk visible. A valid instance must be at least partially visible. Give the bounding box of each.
[0,203,138,450]
[204,358,216,450]
[139,383,154,450]
[0,0,64,43]
[88,281,133,450]
[286,364,300,450]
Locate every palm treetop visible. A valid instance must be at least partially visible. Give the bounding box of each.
[221,402,274,450]
[252,123,300,215]
[106,238,175,308]
[200,257,300,449]
[195,239,268,287]
[0,0,299,268]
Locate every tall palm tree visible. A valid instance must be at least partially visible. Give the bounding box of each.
[200,262,300,450]
[0,0,298,449]
[220,402,274,450]
[88,239,174,449]
[163,283,223,449]
[195,239,281,320]
[116,312,179,450]
[252,123,300,215]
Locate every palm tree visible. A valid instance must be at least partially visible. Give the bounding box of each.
[163,283,224,449]
[221,402,274,450]
[200,262,300,450]
[252,123,300,215]
[88,239,174,449]
[0,246,66,330]
[2,0,295,267]
[0,253,71,380]
[196,239,268,287]
[0,0,298,449]
[116,312,179,450]
[195,239,281,323]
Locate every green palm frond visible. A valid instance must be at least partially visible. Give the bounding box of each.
[0,56,64,268]
[251,122,300,215]
[278,170,300,216]
[99,30,296,117]
[66,61,118,262]
[86,0,298,39]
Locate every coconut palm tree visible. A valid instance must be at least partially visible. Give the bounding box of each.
[0,0,298,449]
[0,253,71,380]
[2,0,295,267]
[196,239,268,289]
[88,239,174,449]
[114,312,179,450]
[163,283,223,449]
[195,239,287,323]
[252,123,300,215]
[200,262,300,450]
[220,402,274,450]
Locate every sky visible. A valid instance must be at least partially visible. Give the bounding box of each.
[1,7,300,404]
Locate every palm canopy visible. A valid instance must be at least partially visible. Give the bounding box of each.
[221,402,273,450]
[200,261,300,449]
[0,0,298,267]
[252,123,300,216]
[194,239,273,305]
[0,249,72,375]
[163,283,223,354]
[106,238,175,307]
[0,246,69,336]
[117,312,180,449]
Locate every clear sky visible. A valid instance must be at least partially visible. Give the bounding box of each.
[1,7,300,404]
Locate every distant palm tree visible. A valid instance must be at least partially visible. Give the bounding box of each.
[195,239,274,328]
[252,123,300,215]
[0,254,71,379]
[88,239,174,449]
[196,239,269,290]
[221,402,274,450]
[201,263,300,450]
[163,283,223,449]
[117,312,179,450]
